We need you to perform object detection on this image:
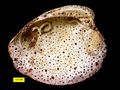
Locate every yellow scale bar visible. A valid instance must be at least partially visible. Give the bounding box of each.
[13,77,25,82]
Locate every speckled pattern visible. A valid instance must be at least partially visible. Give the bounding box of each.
[8,5,107,85]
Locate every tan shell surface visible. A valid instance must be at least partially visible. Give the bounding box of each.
[8,5,106,85]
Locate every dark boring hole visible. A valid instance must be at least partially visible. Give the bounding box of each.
[74,67,77,70]
[45,69,47,72]
[88,45,90,47]
[75,73,78,75]
[56,25,59,28]
[61,12,65,15]
[25,55,28,56]
[23,48,26,50]
[80,74,82,77]
[83,69,85,73]
[14,58,18,61]
[83,30,86,32]
[95,62,99,66]
[34,51,37,54]
[51,76,54,79]
[57,56,59,58]
[34,75,36,77]
[24,38,27,42]
[59,26,62,28]
[40,49,42,51]
[93,57,95,59]
[81,59,83,61]
[15,48,17,50]
[89,37,91,39]
[70,12,72,15]
[49,37,51,39]
[59,36,61,38]
[75,43,77,45]
[57,68,59,70]
[43,14,47,17]
[91,65,93,68]
[62,51,65,54]
[98,56,101,58]
[43,79,46,81]
[34,67,36,69]
[91,68,93,71]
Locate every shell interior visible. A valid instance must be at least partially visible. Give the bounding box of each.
[8,5,107,85]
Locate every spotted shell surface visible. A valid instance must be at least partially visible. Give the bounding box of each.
[8,5,107,85]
